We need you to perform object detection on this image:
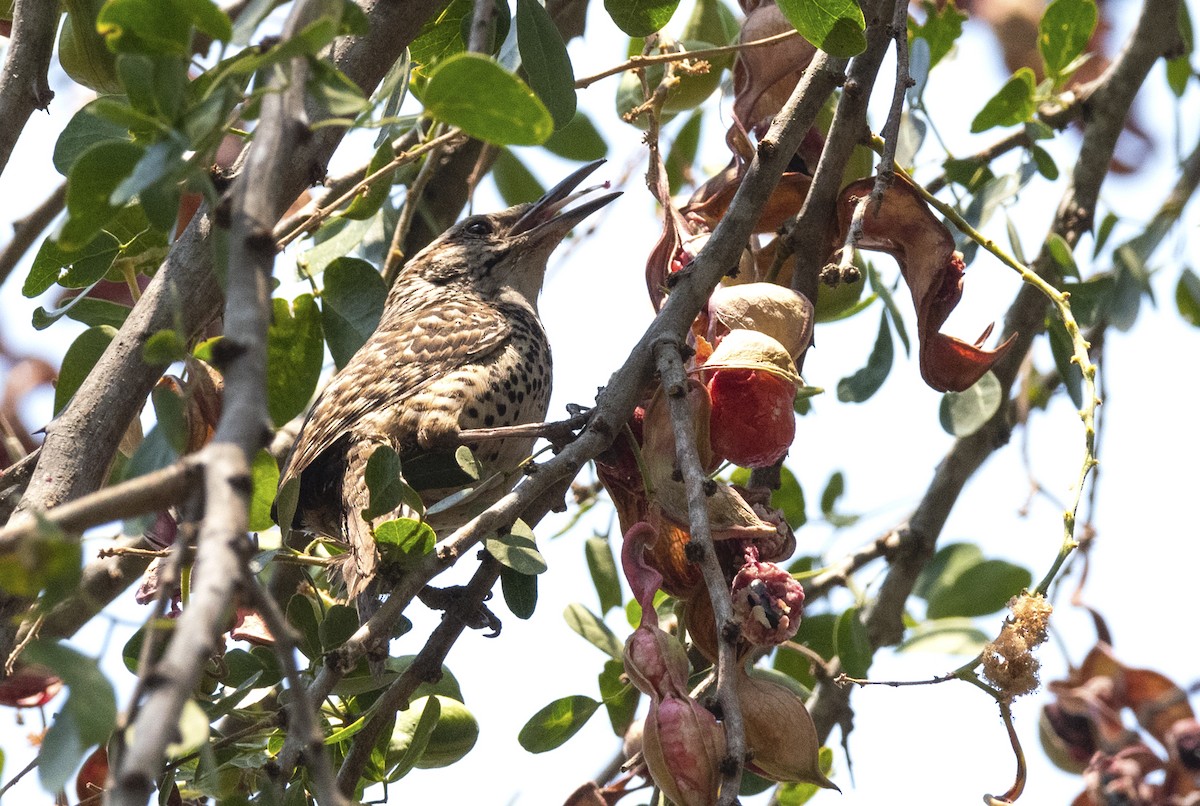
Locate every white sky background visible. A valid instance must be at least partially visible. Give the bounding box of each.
[2,0,1199,803]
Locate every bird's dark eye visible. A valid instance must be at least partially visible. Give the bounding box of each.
[465,219,492,236]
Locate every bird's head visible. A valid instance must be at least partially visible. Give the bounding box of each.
[404,159,621,305]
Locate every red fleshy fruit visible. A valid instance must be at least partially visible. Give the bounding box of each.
[707,368,796,468]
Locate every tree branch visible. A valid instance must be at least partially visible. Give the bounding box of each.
[653,339,745,804]
[107,2,420,801]
[783,0,896,306]
[0,0,58,180]
[0,0,450,669]
[0,181,65,287]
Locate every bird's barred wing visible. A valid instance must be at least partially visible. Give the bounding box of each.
[277,297,512,496]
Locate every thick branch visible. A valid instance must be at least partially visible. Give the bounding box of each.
[0,0,449,666]
[653,340,745,803]
[0,0,58,179]
[107,2,384,801]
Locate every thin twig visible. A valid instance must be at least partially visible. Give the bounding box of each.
[574,30,802,89]
[869,0,912,210]
[0,182,66,286]
[382,127,449,286]
[652,339,744,804]
[244,581,347,806]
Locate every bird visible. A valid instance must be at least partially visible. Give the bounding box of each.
[275,159,619,604]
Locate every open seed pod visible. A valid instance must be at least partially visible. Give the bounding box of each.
[706,283,814,360]
[700,328,801,386]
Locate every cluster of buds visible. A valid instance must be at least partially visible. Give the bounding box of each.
[1040,642,1200,804]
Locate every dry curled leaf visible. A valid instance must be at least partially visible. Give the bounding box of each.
[835,176,1016,392]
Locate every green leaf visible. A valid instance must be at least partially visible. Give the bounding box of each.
[563,602,622,658]
[121,424,179,481]
[938,371,1002,437]
[375,519,437,568]
[1038,0,1097,80]
[98,0,231,55]
[321,257,386,369]
[1166,55,1193,97]
[603,0,679,37]
[1045,232,1080,278]
[897,617,990,654]
[585,535,622,615]
[151,381,188,453]
[1175,268,1200,326]
[0,519,81,602]
[485,532,548,575]
[1030,145,1059,180]
[543,111,608,161]
[867,263,910,354]
[598,659,638,735]
[60,141,144,250]
[500,564,539,618]
[55,326,116,414]
[387,695,440,780]
[516,0,576,128]
[970,67,1037,133]
[57,296,131,330]
[286,594,322,660]
[518,695,601,753]
[776,0,866,57]
[820,471,844,517]
[1094,211,1118,256]
[914,542,982,602]
[320,604,360,651]
[143,329,188,365]
[25,231,120,297]
[363,445,409,520]
[266,294,324,425]
[836,311,893,402]
[834,606,872,679]
[493,148,547,206]
[926,559,1032,619]
[410,0,470,68]
[248,449,280,532]
[343,141,396,220]
[1046,312,1084,408]
[666,110,703,193]
[308,60,371,117]
[1061,275,1114,328]
[25,641,116,793]
[53,100,133,175]
[297,215,374,278]
[908,0,966,69]
[774,612,836,690]
[775,465,807,529]
[423,53,553,146]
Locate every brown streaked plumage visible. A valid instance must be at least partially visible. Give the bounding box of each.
[277,160,618,600]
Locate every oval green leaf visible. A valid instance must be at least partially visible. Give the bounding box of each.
[603,0,680,37]
[563,602,622,658]
[266,294,324,425]
[926,559,1033,619]
[321,257,386,369]
[485,532,548,575]
[55,326,116,414]
[938,370,1002,437]
[423,53,553,145]
[516,0,576,128]
[776,0,866,57]
[518,695,601,753]
[970,67,1037,133]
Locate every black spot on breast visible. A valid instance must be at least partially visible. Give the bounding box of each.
[496,403,508,417]
[467,407,479,419]
[484,415,495,426]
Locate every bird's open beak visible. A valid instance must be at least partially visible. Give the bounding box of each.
[511,159,622,241]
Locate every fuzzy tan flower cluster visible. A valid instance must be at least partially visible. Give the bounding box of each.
[981,592,1053,699]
